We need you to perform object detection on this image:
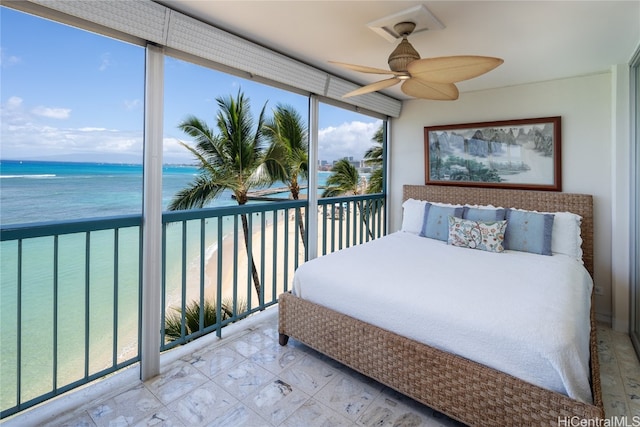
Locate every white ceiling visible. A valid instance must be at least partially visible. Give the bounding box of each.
[160,1,640,101]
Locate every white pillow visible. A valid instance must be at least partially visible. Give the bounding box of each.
[549,211,583,261]
[401,199,465,234]
[511,208,583,261]
[401,199,426,234]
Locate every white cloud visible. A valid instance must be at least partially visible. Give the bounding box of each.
[6,96,23,109]
[99,52,112,71]
[1,97,29,127]
[0,100,192,163]
[32,106,71,119]
[124,99,141,111]
[0,98,142,162]
[318,120,380,163]
[0,48,21,67]
[163,137,195,164]
[77,127,109,132]
[1,94,379,165]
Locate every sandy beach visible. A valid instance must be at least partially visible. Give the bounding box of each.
[198,209,308,309]
[167,202,382,313]
[114,203,382,363]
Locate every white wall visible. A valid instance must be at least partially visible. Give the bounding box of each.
[389,72,621,325]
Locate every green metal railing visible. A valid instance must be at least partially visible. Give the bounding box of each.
[160,200,308,350]
[0,216,143,418]
[0,193,385,418]
[318,194,387,254]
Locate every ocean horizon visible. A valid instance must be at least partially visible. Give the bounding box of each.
[0,159,235,225]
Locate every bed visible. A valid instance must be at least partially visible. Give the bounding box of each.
[278,185,604,426]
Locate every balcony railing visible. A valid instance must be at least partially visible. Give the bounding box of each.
[0,193,385,418]
[318,194,387,255]
[160,200,308,350]
[0,216,143,418]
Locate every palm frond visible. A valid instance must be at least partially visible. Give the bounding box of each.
[372,125,384,144]
[164,299,240,342]
[178,117,227,167]
[272,104,307,151]
[366,168,383,194]
[364,124,384,167]
[214,91,268,183]
[322,158,360,197]
[263,103,309,192]
[178,115,215,141]
[290,147,309,180]
[262,141,290,182]
[168,175,225,210]
[177,140,218,177]
[364,145,383,166]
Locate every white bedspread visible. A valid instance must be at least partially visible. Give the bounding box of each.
[292,231,594,403]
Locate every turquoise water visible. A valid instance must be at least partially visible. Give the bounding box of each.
[0,160,230,224]
[0,160,319,410]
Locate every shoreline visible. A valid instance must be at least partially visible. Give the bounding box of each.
[0,202,378,402]
[116,205,371,363]
[116,211,306,362]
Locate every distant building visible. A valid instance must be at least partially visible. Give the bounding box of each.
[318,160,332,171]
[319,157,374,174]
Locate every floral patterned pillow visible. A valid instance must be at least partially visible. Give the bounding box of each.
[447,216,507,253]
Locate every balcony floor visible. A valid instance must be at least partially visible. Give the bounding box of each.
[5,307,640,426]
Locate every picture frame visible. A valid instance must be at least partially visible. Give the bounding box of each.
[424,116,561,191]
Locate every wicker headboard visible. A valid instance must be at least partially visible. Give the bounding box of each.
[403,185,594,277]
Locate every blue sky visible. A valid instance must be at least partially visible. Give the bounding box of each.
[0,7,381,164]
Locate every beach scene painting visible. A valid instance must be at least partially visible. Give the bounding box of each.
[424,116,561,191]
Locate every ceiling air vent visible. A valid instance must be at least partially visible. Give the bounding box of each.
[367,4,445,42]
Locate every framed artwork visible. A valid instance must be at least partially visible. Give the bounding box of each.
[424,116,561,191]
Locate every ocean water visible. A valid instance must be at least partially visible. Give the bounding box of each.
[0,160,319,410]
[0,160,230,224]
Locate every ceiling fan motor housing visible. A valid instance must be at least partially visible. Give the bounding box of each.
[388,38,420,72]
[388,22,420,72]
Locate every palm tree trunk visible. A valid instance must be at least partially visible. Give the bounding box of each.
[356,200,375,240]
[289,185,307,248]
[296,208,306,247]
[240,213,261,301]
[290,187,306,248]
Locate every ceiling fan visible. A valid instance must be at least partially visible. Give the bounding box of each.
[330,22,503,100]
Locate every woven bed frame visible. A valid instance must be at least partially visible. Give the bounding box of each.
[278,185,604,426]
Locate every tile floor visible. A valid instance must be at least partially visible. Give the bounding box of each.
[596,324,640,418]
[5,308,640,427]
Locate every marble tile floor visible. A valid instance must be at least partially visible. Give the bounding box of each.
[5,308,639,427]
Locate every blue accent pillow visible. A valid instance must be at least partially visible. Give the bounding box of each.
[504,209,555,255]
[462,206,506,222]
[420,203,464,241]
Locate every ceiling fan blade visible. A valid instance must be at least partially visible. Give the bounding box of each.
[343,77,401,98]
[329,61,403,76]
[401,79,459,100]
[407,56,504,83]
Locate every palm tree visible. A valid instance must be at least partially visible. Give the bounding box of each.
[164,299,226,342]
[169,90,268,301]
[364,125,384,194]
[321,158,361,197]
[263,104,308,247]
[322,158,374,238]
[164,299,246,342]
